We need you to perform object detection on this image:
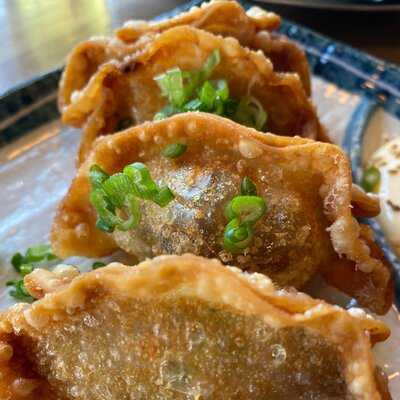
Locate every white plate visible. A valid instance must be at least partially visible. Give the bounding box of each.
[1,76,399,397]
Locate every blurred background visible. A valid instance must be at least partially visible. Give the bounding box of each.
[0,0,399,96]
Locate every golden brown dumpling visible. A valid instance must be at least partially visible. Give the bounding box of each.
[61,25,321,165]
[0,255,391,399]
[51,113,393,314]
[58,0,311,115]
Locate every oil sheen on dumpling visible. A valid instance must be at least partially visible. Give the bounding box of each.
[52,113,393,314]
[0,255,391,399]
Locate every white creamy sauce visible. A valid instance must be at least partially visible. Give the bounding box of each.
[370,137,400,257]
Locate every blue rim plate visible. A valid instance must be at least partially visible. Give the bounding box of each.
[1,2,400,393]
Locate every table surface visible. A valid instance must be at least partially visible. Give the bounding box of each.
[0,0,399,97]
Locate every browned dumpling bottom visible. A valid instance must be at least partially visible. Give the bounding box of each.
[0,255,390,399]
[29,296,349,399]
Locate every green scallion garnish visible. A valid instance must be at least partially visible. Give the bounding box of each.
[233,96,267,131]
[89,163,175,233]
[92,261,106,269]
[223,178,266,254]
[200,48,221,79]
[11,244,57,274]
[153,49,267,131]
[25,244,57,263]
[240,177,257,196]
[223,218,253,253]
[361,166,381,193]
[154,67,187,108]
[90,189,120,231]
[153,187,175,207]
[228,196,266,224]
[103,173,138,208]
[162,143,187,159]
[8,244,59,302]
[89,164,110,190]
[11,252,24,271]
[123,162,159,200]
[20,264,34,277]
[6,279,34,302]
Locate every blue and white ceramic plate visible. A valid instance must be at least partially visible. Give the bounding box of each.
[1,0,399,396]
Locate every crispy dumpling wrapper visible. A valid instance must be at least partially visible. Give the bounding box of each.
[51,113,393,314]
[115,1,280,43]
[0,255,391,399]
[58,0,310,115]
[61,25,321,165]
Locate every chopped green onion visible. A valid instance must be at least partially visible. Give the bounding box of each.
[91,190,140,233]
[153,187,175,207]
[89,164,109,190]
[123,162,175,205]
[228,195,266,224]
[91,188,140,232]
[20,264,34,277]
[8,244,59,301]
[11,244,57,274]
[102,173,138,208]
[11,252,24,272]
[154,105,177,121]
[241,177,257,196]
[361,166,381,193]
[123,162,159,200]
[224,98,239,115]
[223,181,266,254]
[154,67,186,108]
[224,201,236,221]
[183,98,203,112]
[153,49,267,131]
[90,189,120,232]
[249,96,267,131]
[233,96,267,131]
[154,49,223,119]
[96,218,114,233]
[200,49,220,79]
[199,81,217,110]
[231,226,249,242]
[90,162,174,234]
[223,219,253,253]
[214,98,224,115]
[25,244,56,263]
[162,143,187,159]
[92,261,106,270]
[6,279,35,302]
[115,194,141,231]
[215,79,229,101]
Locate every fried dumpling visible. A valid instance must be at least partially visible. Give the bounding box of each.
[59,0,310,115]
[116,1,311,94]
[62,25,321,165]
[51,113,393,314]
[115,1,280,44]
[0,255,391,399]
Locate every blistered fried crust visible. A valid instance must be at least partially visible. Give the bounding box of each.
[51,113,393,313]
[116,2,280,44]
[24,265,80,300]
[62,25,320,165]
[59,1,311,113]
[351,184,381,218]
[0,255,391,399]
[252,31,311,96]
